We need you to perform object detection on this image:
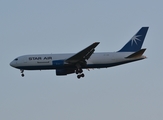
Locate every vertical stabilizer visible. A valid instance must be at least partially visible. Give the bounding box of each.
[118,27,149,52]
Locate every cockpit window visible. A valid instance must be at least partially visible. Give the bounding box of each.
[14,58,18,61]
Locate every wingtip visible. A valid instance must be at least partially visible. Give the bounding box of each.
[142,26,149,29]
[94,42,100,44]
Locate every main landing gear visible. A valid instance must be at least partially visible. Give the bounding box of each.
[77,73,85,79]
[20,69,25,77]
[76,67,85,79]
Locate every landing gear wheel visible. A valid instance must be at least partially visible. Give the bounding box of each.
[78,69,83,73]
[77,75,81,79]
[21,74,24,77]
[76,70,79,74]
[81,73,85,78]
[77,73,85,79]
[76,69,83,74]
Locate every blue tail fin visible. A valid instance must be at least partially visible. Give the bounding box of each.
[118,27,149,52]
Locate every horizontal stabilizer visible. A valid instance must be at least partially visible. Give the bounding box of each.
[126,49,146,58]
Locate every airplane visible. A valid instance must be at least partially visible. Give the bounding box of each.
[10,27,149,79]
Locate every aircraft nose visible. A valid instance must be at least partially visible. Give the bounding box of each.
[10,61,15,67]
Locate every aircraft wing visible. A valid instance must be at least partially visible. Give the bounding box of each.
[65,42,100,64]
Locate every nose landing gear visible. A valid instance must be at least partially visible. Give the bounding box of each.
[20,70,25,77]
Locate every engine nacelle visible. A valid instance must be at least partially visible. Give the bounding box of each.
[56,69,75,76]
[52,60,65,68]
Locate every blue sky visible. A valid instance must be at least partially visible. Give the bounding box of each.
[0,0,163,120]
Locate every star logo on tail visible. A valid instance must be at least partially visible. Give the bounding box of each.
[131,35,142,46]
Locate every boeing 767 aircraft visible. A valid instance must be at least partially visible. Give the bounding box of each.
[10,27,149,79]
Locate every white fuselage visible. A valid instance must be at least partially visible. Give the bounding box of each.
[10,52,145,70]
